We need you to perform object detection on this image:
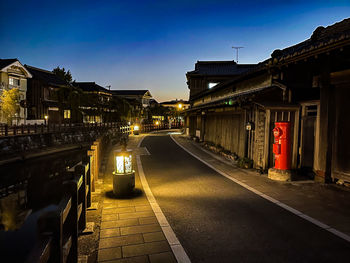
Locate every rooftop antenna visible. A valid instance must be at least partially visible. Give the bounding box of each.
[106,85,111,90]
[232,46,244,63]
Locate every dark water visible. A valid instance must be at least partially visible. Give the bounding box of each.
[0,148,88,262]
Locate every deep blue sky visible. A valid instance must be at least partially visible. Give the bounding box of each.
[1,0,349,101]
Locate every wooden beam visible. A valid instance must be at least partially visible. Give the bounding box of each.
[263,109,271,170]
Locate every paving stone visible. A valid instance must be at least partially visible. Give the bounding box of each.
[98,247,122,262]
[142,232,166,243]
[100,255,149,263]
[101,218,139,229]
[117,201,134,207]
[149,252,177,263]
[99,234,143,249]
[119,211,154,220]
[100,228,121,238]
[135,206,152,212]
[121,224,161,236]
[102,214,119,222]
[122,241,171,258]
[138,217,158,225]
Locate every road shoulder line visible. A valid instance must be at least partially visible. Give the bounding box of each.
[136,135,191,263]
[170,135,350,243]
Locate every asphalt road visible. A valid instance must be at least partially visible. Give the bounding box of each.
[140,135,350,263]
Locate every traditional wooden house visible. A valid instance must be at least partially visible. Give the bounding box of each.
[111,90,153,107]
[0,59,32,124]
[185,18,350,183]
[111,90,153,123]
[186,60,257,100]
[73,82,113,123]
[25,65,80,124]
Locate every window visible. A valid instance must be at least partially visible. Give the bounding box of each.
[208,82,218,89]
[9,77,20,86]
[64,110,71,119]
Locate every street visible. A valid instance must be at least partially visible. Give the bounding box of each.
[140,134,350,263]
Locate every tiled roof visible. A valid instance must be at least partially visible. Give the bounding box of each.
[25,65,68,86]
[270,18,350,63]
[74,82,109,93]
[187,61,257,76]
[111,90,149,96]
[0,59,18,69]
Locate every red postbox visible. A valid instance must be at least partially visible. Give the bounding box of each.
[272,122,291,170]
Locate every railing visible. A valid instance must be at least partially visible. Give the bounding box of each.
[140,122,183,133]
[26,161,90,263]
[0,122,130,137]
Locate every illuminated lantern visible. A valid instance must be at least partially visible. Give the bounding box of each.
[113,149,135,196]
[133,124,140,135]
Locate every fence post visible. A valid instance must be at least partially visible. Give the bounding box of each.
[83,155,92,207]
[63,180,78,263]
[87,150,95,192]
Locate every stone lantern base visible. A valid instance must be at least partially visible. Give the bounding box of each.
[113,171,135,196]
[268,168,293,182]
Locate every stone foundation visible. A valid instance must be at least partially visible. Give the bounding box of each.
[268,168,293,181]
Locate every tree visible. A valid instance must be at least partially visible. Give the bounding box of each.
[0,88,20,124]
[52,66,73,83]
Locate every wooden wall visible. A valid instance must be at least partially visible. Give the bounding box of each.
[204,111,245,157]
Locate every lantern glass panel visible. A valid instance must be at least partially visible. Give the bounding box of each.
[125,154,132,173]
[116,156,124,173]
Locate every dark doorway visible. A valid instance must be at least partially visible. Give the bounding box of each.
[301,104,318,177]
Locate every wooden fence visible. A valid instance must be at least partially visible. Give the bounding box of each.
[25,132,112,263]
[0,122,129,137]
[138,122,183,133]
[26,161,90,263]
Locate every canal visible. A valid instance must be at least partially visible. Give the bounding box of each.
[0,147,89,262]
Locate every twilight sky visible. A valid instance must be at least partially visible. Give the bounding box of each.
[1,0,349,102]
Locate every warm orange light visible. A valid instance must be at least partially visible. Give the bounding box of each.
[155,121,159,125]
[178,103,183,109]
[44,115,48,120]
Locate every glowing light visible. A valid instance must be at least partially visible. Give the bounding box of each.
[155,121,159,125]
[134,125,139,131]
[178,103,183,109]
[208,82,218,89]
[44,115,48,120]
[115,153,132,174]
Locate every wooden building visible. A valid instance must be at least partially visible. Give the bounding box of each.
[111,90,153,123]
[186,60,257,100]
[25,65,79,124]
[73,82,113,123]
[0,59,32,124]
[185,18,350,183]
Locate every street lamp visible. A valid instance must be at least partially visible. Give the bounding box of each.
[44,115,48,125]
[178,103,183,110]
[113,147,135,196]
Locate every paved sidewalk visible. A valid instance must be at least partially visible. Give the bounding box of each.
[173,135,350,237]
[97,134,177,263]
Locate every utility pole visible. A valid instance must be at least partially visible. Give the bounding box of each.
[232,46,244,63]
